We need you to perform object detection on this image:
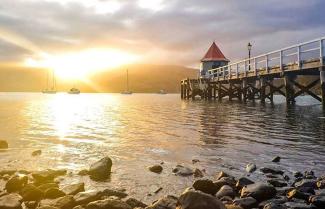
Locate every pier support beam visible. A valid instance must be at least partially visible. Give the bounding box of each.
[260,78,266,104]
[181,83,184,99]
[242,79,248,102]
[321,68,325,107]
[284,75,296,104]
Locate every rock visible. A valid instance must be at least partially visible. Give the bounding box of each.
[176,190,226,209]
[192,179,219,195]
[276,186,294,196]
[100,188,128,198]
[86,198,131,209]
[77,170,89,176]
[88,157,113,180]
[233,197,257,209]
[294,179,317,189]
[20,184,44,201]
[24,201,38,209]
[0,140,8,149]
[218,177,236,188]
[148,165,163,174]
[216,185,235,199]
[271,156,281,163]
[192,159,200,164]
[245,163,256,173]
[236,177,254,190]
[263,202,286,209]
[61,183,84,195]
[309,195,325,208]
[44,188,65,199]
[225,205,243,209]
[72,206,85,209]
[31,150,42,156]
[0,170,16,176]
[38,183,59,192]
[260,168,284,175]
[294,172,304,178]
[287,189,309,200]
[193,169,204,178]
[267,179,287,188]
[74,190,100,205]
[40,195,75,209]
[5,175,28,192]
[126,198,147,208]
[37,206,60,209]
[284,201,316,209]
[216,171,230,180]
[317,180,325,189]
[172,165,193,177]
[32,170,66,184]
[146,195,178,209]
[220,196,233,204]
[241,183,276,201]
[0,193,23,209]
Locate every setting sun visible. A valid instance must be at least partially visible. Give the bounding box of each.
[24,49,140,80]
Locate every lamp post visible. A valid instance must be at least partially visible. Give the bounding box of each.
[248,42,252,71]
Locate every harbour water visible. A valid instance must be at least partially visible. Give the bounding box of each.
[0,93,324,202]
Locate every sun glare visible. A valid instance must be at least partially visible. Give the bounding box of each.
[24,49,139,80]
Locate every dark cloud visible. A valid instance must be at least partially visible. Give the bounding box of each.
[0,0,324,67]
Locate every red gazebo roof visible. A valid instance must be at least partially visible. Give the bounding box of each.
[201,42,229,62]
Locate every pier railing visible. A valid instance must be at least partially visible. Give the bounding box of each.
[208,37,325,81]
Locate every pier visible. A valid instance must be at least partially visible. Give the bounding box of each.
[181,36,325,106]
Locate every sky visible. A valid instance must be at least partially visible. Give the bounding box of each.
[0,0,325,70]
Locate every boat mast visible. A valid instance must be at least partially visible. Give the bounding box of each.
[51,69,55,90]
[46,69,49,90]
[126,69,129,92]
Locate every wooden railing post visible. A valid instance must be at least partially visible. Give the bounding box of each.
[297,46,301,69]
[254,58,257,76]
[244,61,247,77]
[265,55,269,72]
[280,50,283,71]
[236,64,239,78]
[321,39,324,66]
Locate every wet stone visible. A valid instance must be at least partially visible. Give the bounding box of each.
[245,163,256,173]
[172,165,193,177]
[294,179,317,189]
[287,189,310,201]
[148,165,163,174]
[216,171,230,180]
[100,188,128,198]
[263,202,286,209]
[61,183,85,195]
[192,179,219,195]
[216,185,235,199]
[232,197,257,209]
[32,150,42,156]
[74,190,101,205]
[241,183,276,202]
[125,198,147,208]
[309,195,325,208]
[38,183,59,192]
[236,177,254,190]
[271,156,281,163]
[5,174,28,193]
[146,195,178,209]
[267,179,287,188]
[284,201,316,209]
[40,195,75,209]
[260,168,284,175]
[0,140,8,149]
[88,157,113,180]
[177,190,226,209]
[0,193,23,209]
[20,184,44,201]
[44,188,65,199]
[193,169,204,178]
[86,198,131,209]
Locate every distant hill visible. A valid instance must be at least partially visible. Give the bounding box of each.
[0,64,199,93]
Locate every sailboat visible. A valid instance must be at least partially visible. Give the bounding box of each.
[68,80,80,94]
[42,69,57,94]
[121,69,132,94]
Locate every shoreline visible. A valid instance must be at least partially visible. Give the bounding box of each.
[0,150,324,209]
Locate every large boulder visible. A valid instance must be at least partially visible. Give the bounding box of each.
[0,193,23,209]
[20,184,44,201]
[232,197,257,209]
[5,175,28,192]
[32,170,66,184]
[39,195,75,209]
[0,140,8,149]
[61,183,84,195]
[86,198,132,209]
[240,183,276,201]
[192,179,219,195]
[176,190,226,209]
[309,194,325,208]
[88,157,113,180]
[146,195,178,209]
[294,179,317,189]
[236,177,254,190]
[216,185,235,199]
[74,190,101,205]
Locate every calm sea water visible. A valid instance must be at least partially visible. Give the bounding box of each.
[0,93,325,202]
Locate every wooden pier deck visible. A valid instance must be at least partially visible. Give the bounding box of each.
[181,37,325,106]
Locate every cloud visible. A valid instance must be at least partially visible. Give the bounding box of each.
[0,0,324,67]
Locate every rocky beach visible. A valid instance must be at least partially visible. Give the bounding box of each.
[1,139,325,209]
